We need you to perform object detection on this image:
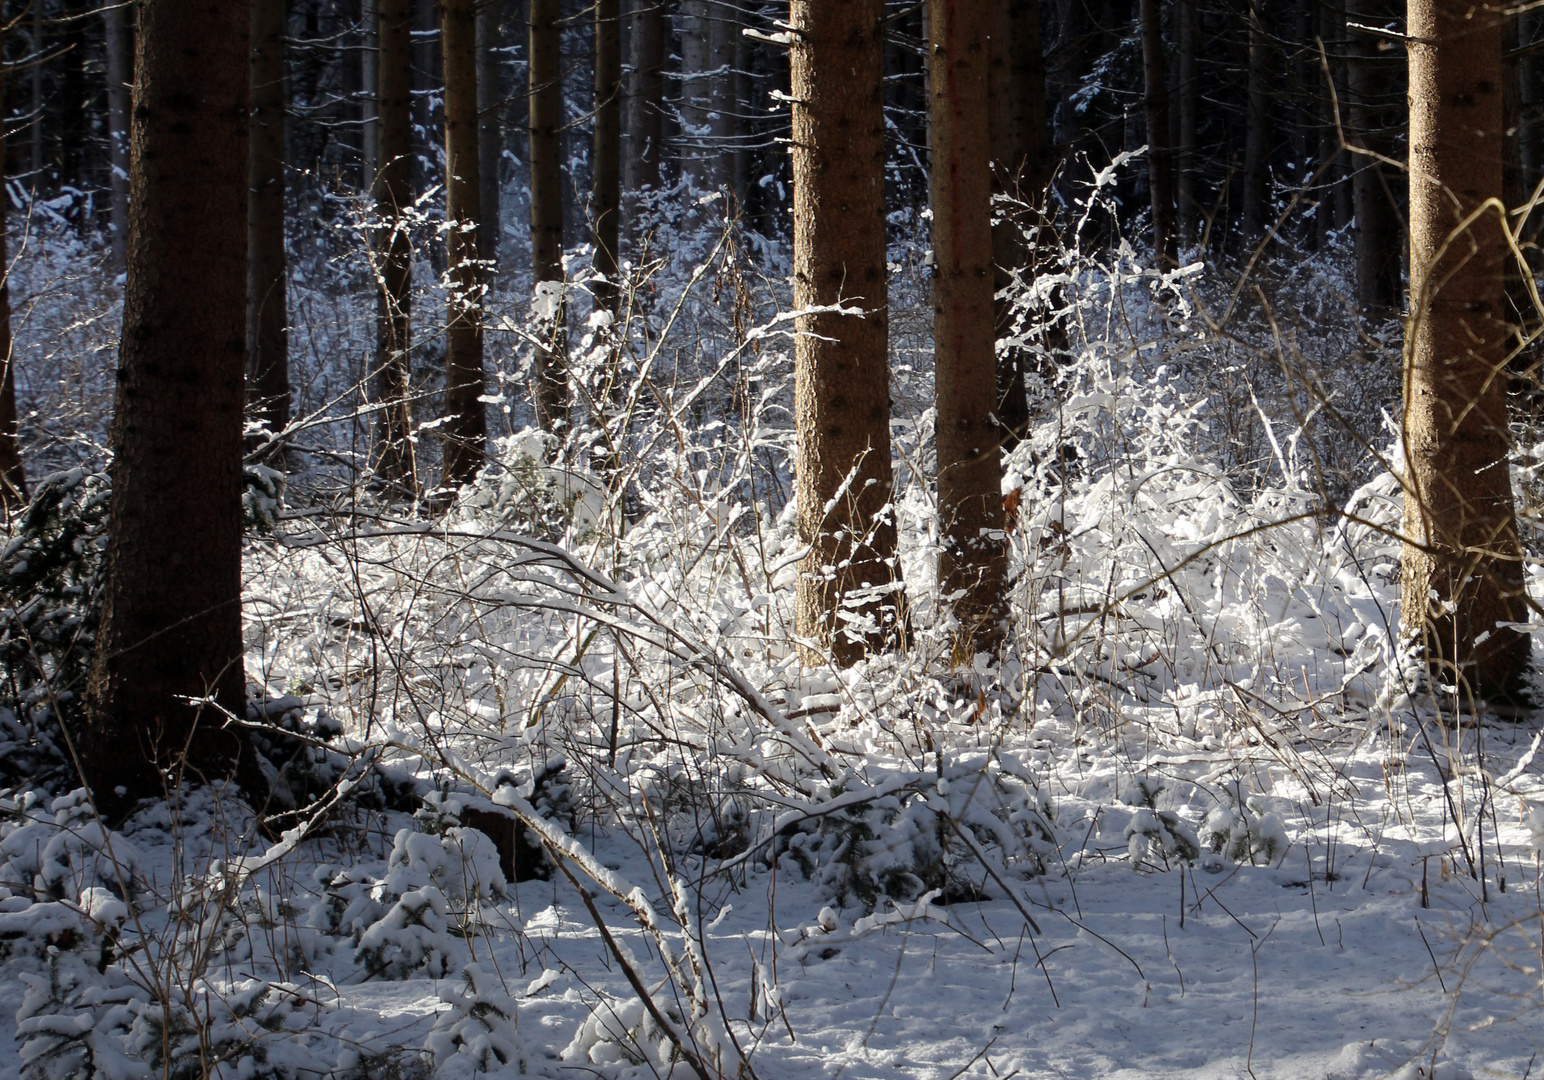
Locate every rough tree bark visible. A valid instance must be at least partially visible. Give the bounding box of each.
[790,0,904,665]
[81,0,250,813]
[104,2,132,269]
[1346,0,1402,313]
[476,0,502,268]
[374,0,416,490]
[1140,0,1176,266]
[362,0,379,181]
[249,0,290,446]
[1241,0,1272,242]
[626,0,666,226]
[1401,0,1530,697]
[678,0,714,190]
[0,25,24,512]
[988,0,1054,451]
[931,0,1008,659]
[529,0,567,440]
[1174,0,1198,247]
[593,0,622,315]
[441,0,487,489]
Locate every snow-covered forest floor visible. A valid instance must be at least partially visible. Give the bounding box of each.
[3,187,1544,1079]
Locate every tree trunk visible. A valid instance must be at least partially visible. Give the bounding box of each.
[1241,0,1271,243]
[1346,0,1402,313]
[789,0,904,665]
[931,0,1008,659]
[249,0,290,446]
[29,7,42,181]
[988,0,1053,451]
[104,2,132,269]
[82,0,250,813]
[441,0,486,489]
[625,0,666,218]
[476,0,502,268]
[1140,0,1175,266]
[709,0,738,199]
[677,0,711,190]
[374,0,416,490]
[593,0,622,313]
[0,24,24,512]
[1175,0,1197,247]
[1401,0,1529,698]
[363,0,379,182]
[529,0,567,440]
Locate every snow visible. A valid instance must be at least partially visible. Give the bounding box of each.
[3,183,1543,1080]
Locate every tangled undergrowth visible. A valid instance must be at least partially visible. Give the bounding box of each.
[1,180,1542,1079]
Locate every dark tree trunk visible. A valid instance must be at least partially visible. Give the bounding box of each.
[374,0,416,490]
[931,0,1008,659]
[1175,0,1197,247]
[678,0,712,190]
[1401,0,1529,697]
[0,24,23,512]
[363,0,379,180]
[249,0,290,445]
[104,2,132,269]
[625,0,666,219]
[988,0,1053,451]
[441,0,486,489]
[593,0,622,313]
[790,0,904,665]
[1140,0,1175,265]
[82,0,250,813]
[529,0,567,439]
[476,0,502,268]
[1346,0,1402,313]
[1241,0,1272,242]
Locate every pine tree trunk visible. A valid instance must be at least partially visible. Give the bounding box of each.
[790,0,904,665]
[441,0,487,489]
[988,0,1052,451]
[1140,0,1175,266]
[678,0,712,190]
[249,0,290,446]
[1401,0,1530,697]
[931,0,1008,659]
[362,0,379,182]
[82,0,250,812]
[709,0,738,198]
[1241,0,1271,242]
[529,0,567,440]
[1346,0,1402,313]
[104,2,132,269]
[1327,0,1354,232]
[374,0,417,490]
[0,24,23,512]
[1175,0,1197,247]
[593,0,622,313]
[625,0,666,216]
[476,0,502,268]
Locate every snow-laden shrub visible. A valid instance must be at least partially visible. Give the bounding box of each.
[775,759,1055,911]
[1200,789,1289,867]
[354,885,461,981]
[350,793,507,980]
[562,993,685,1070]
[0,469,109,783]
[16,949,144,1080]
[243,463,285,533]
[455,430,614,543]
[423,963,527,1079]
[0,788,144,904]
[1121,777,1201,870]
